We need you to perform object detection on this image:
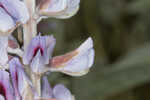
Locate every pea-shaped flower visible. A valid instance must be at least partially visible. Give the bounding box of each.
[37,0,80,19]
[9,57,34,100]
[49,37,95,76]
[23,35,56,74]
[23,35,94,76]
[0,0,29,35]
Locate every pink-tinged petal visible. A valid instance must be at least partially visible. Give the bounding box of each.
[0,70,14,100]
[53,84,72,100]
[49,37,95,76]
[0,36,8,66]
[38,0,67,16]
[41,76,53,98]
[0,7,15,33]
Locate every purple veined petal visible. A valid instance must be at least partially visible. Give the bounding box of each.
[53,84,72,100]
[9,57,32,100]
[23,35,47,65]
[23,35,56,74]
[38,0,68,16]
[0,7,15,33]
[23,36,41,65]
[41,76,53,98]
[0,70,14,100]
[0,36,8,66]
[49,37,94,76]
[9,57,22,100]
[0,0,29,24]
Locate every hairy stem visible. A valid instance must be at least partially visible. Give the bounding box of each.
[23,0,41,98]
[23,0,37,49]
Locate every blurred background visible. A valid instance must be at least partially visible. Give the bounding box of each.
[37,0,150,100]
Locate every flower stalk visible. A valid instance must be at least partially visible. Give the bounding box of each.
[23,0,41,97]
[23,0,37,49]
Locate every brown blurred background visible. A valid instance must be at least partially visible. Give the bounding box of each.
[37,0,150,100]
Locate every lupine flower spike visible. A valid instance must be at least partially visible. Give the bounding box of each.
[0,0,95,99]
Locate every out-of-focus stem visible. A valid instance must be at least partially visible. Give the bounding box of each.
[17,27,23,44]
[23,0,41,97]
[23,0,37,49]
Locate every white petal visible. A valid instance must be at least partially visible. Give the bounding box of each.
[0,95,4,100]
[43,35,56,64]
[13,0,29,24]
[53,84,72,100]
[88,49,95,68]
[0,36,8,66]
[77,37,93,53]
[0,8,15,33]
[63,37,94,73]
[0,0,29,23]
[63,50,89,72]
